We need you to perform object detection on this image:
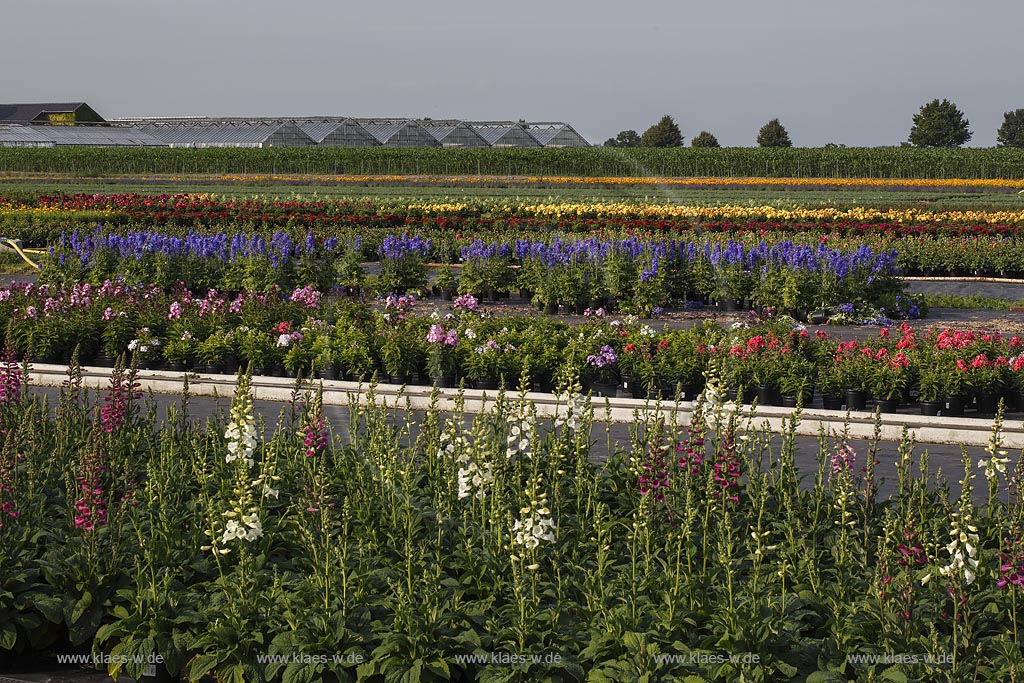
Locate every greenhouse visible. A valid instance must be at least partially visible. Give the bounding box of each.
[0,124,57,147]
[419,120,490,148]
[356,119,440,148]
[0,124,165,147]
[137,121,314,148]
[525,122,590,148]
[298,118,380,147]
[469,122,542,148]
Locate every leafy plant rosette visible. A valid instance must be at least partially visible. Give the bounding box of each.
[916,360,950,403]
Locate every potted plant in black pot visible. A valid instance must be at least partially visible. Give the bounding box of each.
[870,350,908,413]
[163,330,195,372]
[779,355,815,408]
[434,265,459,302]
[196,330,232,374]
[917,363,945,416]
[818,363,845,411]
[130,327,164,371]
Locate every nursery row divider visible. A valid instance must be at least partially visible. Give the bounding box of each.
[25,363,1024,449]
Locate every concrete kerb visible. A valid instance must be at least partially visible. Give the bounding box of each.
[26,364,1024,449]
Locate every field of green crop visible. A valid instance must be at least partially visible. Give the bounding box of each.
[2,146,1024,179]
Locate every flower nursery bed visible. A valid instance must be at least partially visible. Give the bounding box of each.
[1,350,1022,681]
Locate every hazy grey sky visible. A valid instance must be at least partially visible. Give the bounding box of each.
[3,0,1022,147]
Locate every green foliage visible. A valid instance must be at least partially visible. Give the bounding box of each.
[757,119,792,148]
[997,109,1024,148]
[690,131,720,148]
[6,146,1024,179]
[640,116,684,148]
[603,130,641,148]
[908,99,972,148]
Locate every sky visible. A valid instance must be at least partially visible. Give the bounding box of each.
[2,0,1022,147]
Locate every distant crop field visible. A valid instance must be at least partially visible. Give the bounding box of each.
[2,146,1024,179]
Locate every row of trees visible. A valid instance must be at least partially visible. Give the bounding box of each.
[607,102,1024,148]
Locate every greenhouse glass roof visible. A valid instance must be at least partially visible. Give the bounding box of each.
[0,124,55,146]
[469,123,541,148]
[0,124,165,147]
[525,123,590,147]
[139,121,313,147]
[355,119,439,147]
[419,120,489,147]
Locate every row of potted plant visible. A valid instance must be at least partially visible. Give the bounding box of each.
[42,228,908,316]
[1,280,1021,414]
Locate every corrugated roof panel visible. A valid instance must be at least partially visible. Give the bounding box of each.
[0,124,55,146]
[34,126,165,147]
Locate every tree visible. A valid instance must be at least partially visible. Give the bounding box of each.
[640,115,683,147]
[757,119,792,147]
[907,99,972,147]
[604,130,641,148]
[691,131,720,148]
[997,109,1024,148]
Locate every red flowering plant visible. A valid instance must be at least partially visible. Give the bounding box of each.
[869,346,910,401]
[957,352,1010,394]
[618,324,660,391]
[1009,351,1024,393]
[742,332,787,390]
[832,339,874,394]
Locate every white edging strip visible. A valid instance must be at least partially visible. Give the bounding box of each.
[26,364,1024,448]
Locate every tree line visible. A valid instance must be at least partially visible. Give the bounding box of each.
[605,101,1024,148]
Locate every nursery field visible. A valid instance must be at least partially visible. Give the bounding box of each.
[2,176,1024,682]
[4,175,1024,212]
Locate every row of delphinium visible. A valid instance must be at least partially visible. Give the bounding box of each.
[41,228,351,293]
[41,228,908,317]
[1,357,1024,681]
[0,281,1020,415]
